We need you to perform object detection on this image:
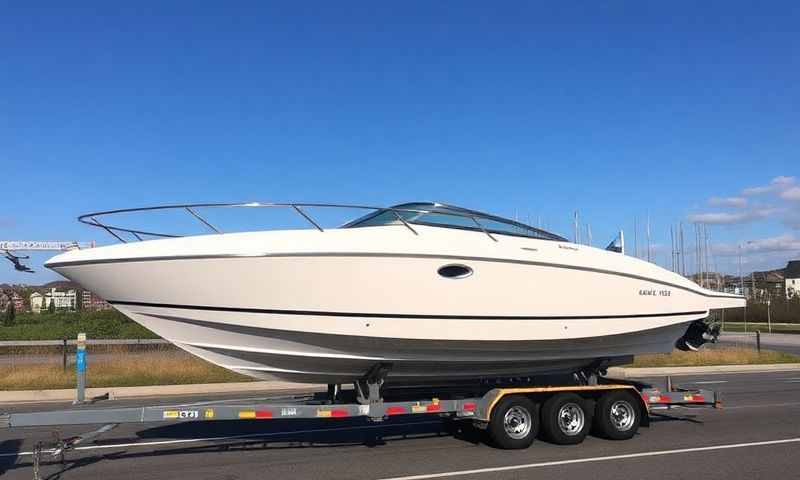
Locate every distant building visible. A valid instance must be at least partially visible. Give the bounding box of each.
[750,269,785,300]
[81,290,111,311]
[717,268,786,299]
[30,292,44,313]
[0,291,24,312]
[786,260,800,299]
[40,288,77,310]
[11,292,23,311]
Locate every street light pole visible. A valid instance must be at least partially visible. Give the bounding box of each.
[767,297,772,334]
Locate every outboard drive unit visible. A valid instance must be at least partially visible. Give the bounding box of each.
[676,320,721,351]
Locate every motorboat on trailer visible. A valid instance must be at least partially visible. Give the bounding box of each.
[46,202,745,386]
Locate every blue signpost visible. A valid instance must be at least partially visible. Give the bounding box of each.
[75,333,86,404]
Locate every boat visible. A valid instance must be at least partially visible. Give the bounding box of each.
[45,202,745,386]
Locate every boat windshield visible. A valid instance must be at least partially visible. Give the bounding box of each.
[343,202,566,241]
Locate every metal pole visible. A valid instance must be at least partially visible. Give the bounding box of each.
[767,298,772,334]
[679,223,686,275]
[62,338,67,371]
[744,300,748,334]
[646,214,651,262]
[587,224,592,246]
[738,244,743,295]
[670,225,675,272]
[74,332,86,404]
[756,330,761,353]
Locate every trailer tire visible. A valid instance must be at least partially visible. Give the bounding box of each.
[540,393,590,445]
[488,395,539,449]
[593,391,641,440]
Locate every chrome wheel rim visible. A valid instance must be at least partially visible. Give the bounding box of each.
[503,406,532,440]
[609,400,635,431]
[557,403,585,436]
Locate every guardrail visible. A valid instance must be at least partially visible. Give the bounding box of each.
[0,339,168,347]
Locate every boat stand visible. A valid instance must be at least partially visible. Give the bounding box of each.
[354,362,393,421]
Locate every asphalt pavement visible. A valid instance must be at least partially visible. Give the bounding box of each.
[719,332,800,356]
[2,371,800,479]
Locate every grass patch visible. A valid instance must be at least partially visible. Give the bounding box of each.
[1,310,158,341]
[3,345,799,391]
[631,346,800,368]
[0,346,252,390]
[721,322,800,334]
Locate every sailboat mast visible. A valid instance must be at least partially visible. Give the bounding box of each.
[646,214,652,262]
[679,222,686,275]
[670,225,675,272]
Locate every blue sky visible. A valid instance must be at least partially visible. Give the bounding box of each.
[2,2,798,284]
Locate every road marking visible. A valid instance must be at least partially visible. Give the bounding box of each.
[784,380,800,383]
[691,381,728,385]
[376,437,800,480]
[0,420,442,458]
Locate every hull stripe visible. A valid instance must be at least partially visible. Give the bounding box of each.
[110,300,706,320]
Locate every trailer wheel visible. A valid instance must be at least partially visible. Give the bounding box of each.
[488,395,539,449]
[593,391,641,440]
[540,393,590,445]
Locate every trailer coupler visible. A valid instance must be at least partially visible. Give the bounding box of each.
[32,423,118,480]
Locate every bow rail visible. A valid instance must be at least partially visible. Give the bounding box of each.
[78,202,566,244]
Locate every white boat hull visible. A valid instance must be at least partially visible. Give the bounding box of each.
[47,225,745,384]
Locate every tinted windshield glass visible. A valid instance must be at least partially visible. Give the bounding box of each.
[344,209,415,227]
[476,217,546,238]
[344,203,565,241]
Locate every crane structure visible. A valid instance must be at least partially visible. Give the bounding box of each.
[0,240,95,273]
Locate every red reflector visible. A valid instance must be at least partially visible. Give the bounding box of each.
[691,395,705,402]
[426,403,441,412]
[386,406,406,416]
[331,409,349,418]
[658,395,672,403]
[255,411,272,419]
[463,402,477,412]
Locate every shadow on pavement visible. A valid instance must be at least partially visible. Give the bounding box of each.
[0,439,22,476]
[649,412,705,424]
[5,417,485,479]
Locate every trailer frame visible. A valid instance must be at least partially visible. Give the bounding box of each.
[1,376,719,479]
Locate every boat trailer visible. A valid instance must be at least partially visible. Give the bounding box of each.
[1,374,719,480]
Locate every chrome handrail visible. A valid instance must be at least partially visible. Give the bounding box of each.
[77,202,566,243]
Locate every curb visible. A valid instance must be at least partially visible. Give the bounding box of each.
[0,381,323,404]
